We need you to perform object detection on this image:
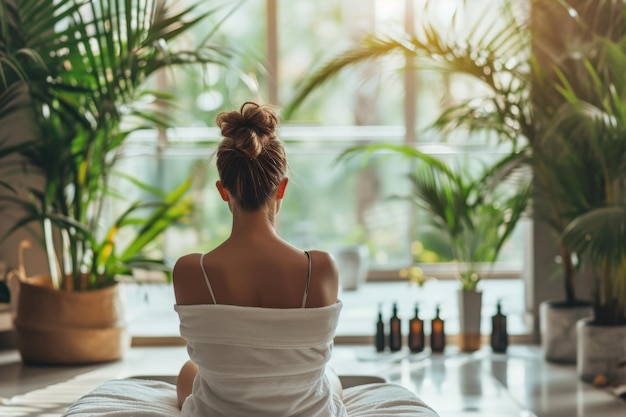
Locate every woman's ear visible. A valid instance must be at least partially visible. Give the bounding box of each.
[276,178,289,199]
[216,181,229,201]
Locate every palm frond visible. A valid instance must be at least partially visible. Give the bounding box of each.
[337,143,453,176]
[0,0,246,290]
[563,206,626,267]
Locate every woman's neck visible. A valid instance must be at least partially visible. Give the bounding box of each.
[229,205,278,238]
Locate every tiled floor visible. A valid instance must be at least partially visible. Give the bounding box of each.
[1,344,625,417]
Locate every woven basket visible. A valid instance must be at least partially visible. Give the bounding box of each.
[14,276,130,364]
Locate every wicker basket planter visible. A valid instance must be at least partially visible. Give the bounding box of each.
[14,276,129,365]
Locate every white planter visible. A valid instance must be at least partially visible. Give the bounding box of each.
[577,318,626,384]
[540,300,592,363]
[457,289,482,352]
[335,245,369,291]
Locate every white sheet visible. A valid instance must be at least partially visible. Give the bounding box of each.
[63,378,180,417]
[63,378,440,417]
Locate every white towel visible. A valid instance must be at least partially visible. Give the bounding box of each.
[63,299,439,416]
[174,301,347,417]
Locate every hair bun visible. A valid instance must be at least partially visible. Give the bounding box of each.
[216,102,279,159]
[215,101,287,211]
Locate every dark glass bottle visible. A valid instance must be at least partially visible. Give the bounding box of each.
[375,304,386,352]
[408,303,425,353]
[430,305,445,353]
[389,302,402,352]
[491,300,509,353]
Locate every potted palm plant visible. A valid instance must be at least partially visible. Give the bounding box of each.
[554,32,626,384]
[285,0,606,361]
[339,144,530,352]
[0,0,241,364]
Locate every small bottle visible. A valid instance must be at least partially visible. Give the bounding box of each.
[389,302,402,352]
[430,305,445,353]
[375,304,386,352]
[408,303,425,353]
[491,299,508,353]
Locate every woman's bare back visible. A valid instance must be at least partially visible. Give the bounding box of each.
[173,236,338,309]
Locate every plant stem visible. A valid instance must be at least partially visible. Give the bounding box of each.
[560,242,576,303]
[43,218,61,290]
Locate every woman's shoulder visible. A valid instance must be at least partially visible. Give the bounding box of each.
[172,253,210,305]
[306,250,338,277]
[302,250,339,308]
[173,253,202,277]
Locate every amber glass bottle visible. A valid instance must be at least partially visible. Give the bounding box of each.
[389,302,402,352]
[430,305,445,353]
[408,303,425,353]
[491,300,508,353]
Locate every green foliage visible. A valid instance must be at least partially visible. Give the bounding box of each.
[409,157,530,291]
[556,35,626,325]
[0,0,242,290]
[287,0,626,322]
[338,144,531,291]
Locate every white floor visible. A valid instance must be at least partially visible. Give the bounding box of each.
[1,344,625,417]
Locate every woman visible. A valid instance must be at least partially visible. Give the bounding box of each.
[173,101,346,416]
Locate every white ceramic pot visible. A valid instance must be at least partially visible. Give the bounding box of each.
[540,300,592,363]
[577,318,626,384]
[335,245,369,291]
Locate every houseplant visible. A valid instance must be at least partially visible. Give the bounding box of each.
[420,0,626,370]
[0,0,242,364]
[338,143,530,352]
[285,0,608,360]
[554,32,626,383]
[525,0,626,366]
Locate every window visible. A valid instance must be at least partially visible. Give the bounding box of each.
[113,0,530,279]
